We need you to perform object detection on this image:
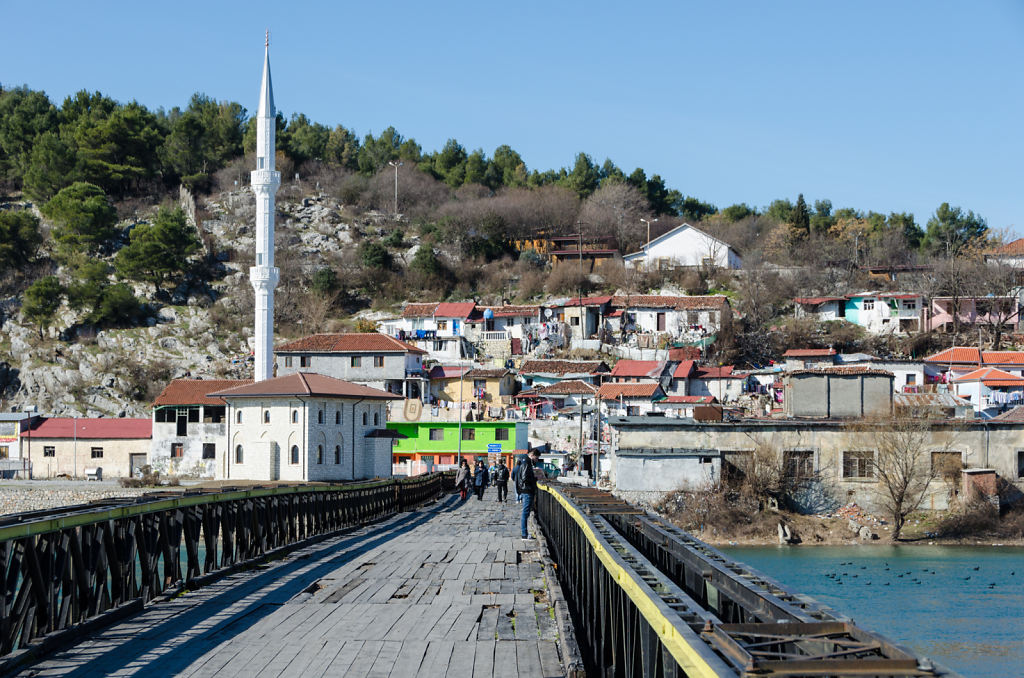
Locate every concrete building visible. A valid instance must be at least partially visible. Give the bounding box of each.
[923,347,1024,382]
[843,292,925,334]
[211,373,400,482]
[431,367,517,420]
[597,382,665,416]
[927,296,1021,334]
[835,355,926,393]
[951,367,1024,416]
[784,366,894,418]
[610,295,731,339]
[783,348,837,371]
[605,415,1024,512]
[517,360,610,390]
[275,333,428,400]
[793,297,847,323]
[514,380,598,419]
[689,366,745,402]
[21,418,151,479]
[388,420,530,468]
[151,379,250,478]
[622,222,742,270]
[0,412,37,476]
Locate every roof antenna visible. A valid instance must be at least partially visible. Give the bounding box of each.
[265,29,270,47]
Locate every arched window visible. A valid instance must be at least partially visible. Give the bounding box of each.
[236,410,243,424]
[290,445,299,464]
[373,412,380,426]
[292,410,298,424]
[318,410,324,424]
[317,445,324,464]
[263,410,270,424]
[334,445,340,464]
[235,445,243,463]
[362,412,367,426]
[335,410,341,425]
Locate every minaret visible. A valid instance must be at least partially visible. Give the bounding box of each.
[250,32,280,382]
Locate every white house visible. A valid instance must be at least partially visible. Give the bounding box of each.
[951,367,1024,416]
[610,295,732,337]
[211,373,401,482]
[597,382,665,417]
[622,222,742,270]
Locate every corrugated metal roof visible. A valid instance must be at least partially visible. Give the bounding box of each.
[24,418,151,439]
[153,379,252,406]
[276,333,426,354]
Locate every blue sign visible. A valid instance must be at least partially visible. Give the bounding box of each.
[487,443,502,454]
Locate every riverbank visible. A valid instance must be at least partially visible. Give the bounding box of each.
[0,480,161,515]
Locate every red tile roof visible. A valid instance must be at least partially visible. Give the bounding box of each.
[923,347,982,364]
[24,418,151,440]
[991,238,1024,256]
[784,348,837,358]
[793,297,845,306]
[433,302,476,319]
[427,365,471,380]
[519,360,610,376]
[464,368,510,379]
[597,382,663,399]
[610,295,729,310]
[276,333,426,354]
[533,380,598,396]
[953,367,1024,387]
[610,360,664,378]
[560,295,613,308]
[673,360,695,378]
[208,373,402,399]
[788,366,895,377]
[982,351,1024,365]
[153,379,252,407]
[401,302,438,318]
[661,395,716,404]
[992,405,1024,421]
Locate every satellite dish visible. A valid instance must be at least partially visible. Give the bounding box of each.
[544,308,554,318]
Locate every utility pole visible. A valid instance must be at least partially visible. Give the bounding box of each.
[388,160,403,216]
[640,218,658,270]
[456,367,465,465]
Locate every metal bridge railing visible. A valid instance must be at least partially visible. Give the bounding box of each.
[537,483,955,678]
[0,472,454,665]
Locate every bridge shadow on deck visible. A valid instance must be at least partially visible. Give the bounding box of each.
[26,495,463,677]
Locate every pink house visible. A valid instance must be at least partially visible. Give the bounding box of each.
[927,296,1021,333]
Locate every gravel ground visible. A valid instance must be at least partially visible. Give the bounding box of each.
[0,480,183,516]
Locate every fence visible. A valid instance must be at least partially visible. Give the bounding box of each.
[0,473,454,666]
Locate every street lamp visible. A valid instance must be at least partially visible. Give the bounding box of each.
[388,160,403,216]
[640,217,658,262]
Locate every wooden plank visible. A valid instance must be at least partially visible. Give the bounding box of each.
[515,639,543,677]
[414,639,455,678]
[515,602,538,640]
[496,605,516,641]
[388,639,428,677]
[538,640,563,678]
[492,640,519,678]
[365,640,402,678]
[470,640,495,678]
[476,606,499,641]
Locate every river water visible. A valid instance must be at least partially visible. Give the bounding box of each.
[722,545,1024,677]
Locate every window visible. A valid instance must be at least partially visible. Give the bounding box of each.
[188,408,199,423]
[429,428,444,441]
[202,443,216,460]
[300,356,311,367]
[318,410,324,424]
[1018,451,1024,479]
[290,445,300,464]
[462,428,475,441]
[374,412,380,426]
[43,446,55,458]
[335,411,341,425]
[351,356,362,368]
[236,410,243,424]
[264,411,270,424]
[906,373,917,385]
[374,356,385,367]
[570,316,580,326]
[474,379,486,391]
[317,445,324,464]
[284,356,293,368]
[362,412,367,425]
[335,445,341,464]
[627,406,640,416]
[176,409,187,436]
[258,156,265,169]
[171,443,184,458]
[495,428,509,441]
[433,341,445,352]
[292,410,299,424]
[235,445,243,463]
[90,447,104,459]
[205,406,225,423]
[437,320,448,331]
[903,300,917,310]
[784,450,814,479]
[862,299,875,310]
[842,450,874,478]
[0,446,6,460]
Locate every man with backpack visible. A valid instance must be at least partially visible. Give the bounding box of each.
[516,449,542,539]
[494,458,510,502]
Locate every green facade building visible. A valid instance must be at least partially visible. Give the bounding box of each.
[388,421,529,466]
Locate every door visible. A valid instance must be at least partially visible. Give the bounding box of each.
[656,312,666,332]
[129,454,147,475]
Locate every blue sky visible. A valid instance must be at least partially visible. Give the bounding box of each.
[3,1,1022,233]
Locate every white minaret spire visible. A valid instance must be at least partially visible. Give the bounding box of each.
[250,33,280,382]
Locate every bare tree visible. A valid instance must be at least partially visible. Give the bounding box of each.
[849,416,957,540]
[578,182,648,253]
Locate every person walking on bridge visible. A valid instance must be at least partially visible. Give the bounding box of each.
[472,459,489,500]
[494,458,510,502]
[455,458,470,501]
[517,449,541,539]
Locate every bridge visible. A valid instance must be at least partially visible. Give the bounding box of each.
[0,474,957,677]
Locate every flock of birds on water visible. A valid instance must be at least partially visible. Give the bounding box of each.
[823,562,1012,590]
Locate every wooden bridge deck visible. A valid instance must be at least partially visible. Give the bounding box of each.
[18,493,566,677]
